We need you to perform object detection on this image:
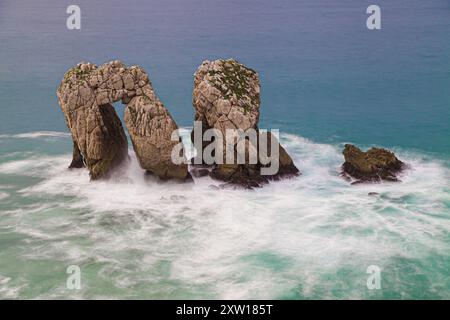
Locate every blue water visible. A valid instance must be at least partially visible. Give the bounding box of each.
[0,0,449,299]
[1,0,449,155]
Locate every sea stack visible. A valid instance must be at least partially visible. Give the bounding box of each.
[341,144,405,183]
[191,58,299,188]
[57,60,190,181]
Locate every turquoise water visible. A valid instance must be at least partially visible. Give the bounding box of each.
[0,0,449,299]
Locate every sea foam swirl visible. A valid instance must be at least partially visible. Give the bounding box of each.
[0,131,449,299]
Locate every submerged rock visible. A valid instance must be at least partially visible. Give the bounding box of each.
[57,60,190,180]
[342,144,405,183]
[191,59,299,188]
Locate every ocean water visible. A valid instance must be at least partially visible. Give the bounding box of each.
[0,0,449,299]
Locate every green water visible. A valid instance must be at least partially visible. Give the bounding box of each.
[0,0,449,299]
[0,133,449,299]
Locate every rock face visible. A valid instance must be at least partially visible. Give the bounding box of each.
[264,132,300,178]
[208,132,299,187]
[57,60,190,180]
[69,139,85,169]
[192,59,299,187]
[124,94,188,180]
[193,59,261,136]
[342,144,405,183]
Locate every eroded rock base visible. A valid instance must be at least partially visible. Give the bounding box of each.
[341,144,405,184]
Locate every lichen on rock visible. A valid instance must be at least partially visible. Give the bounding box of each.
[193,59,260,134]
[192,59,299,188]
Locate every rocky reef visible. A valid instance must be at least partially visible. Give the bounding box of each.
[341,144,405,183]
[57,60,190,180]
[191,59,299,188]
[57,59,410,189]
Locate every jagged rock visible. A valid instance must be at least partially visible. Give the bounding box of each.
[191,59,260,166]
[193,59,261,134]
[342,144,405,183]
[124,95,190,180]
[69,139,85,169]
[192,59,299,187]
[57,60,190,180]
[189,120,211,165]
[210,132,299,188]
[262,132,300,179]
[88,103,129,179]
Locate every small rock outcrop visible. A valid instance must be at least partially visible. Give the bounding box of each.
[192,59,299,187]
[342,144,405,183]
[57,60,190,180]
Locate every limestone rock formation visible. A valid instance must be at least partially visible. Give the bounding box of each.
[263,132,300,179]
[57,60,190,180]
[209,132,299,188]
[193,59,261,135]
[124,94,188,180]
[192,59,299,187]
[69,139,85,169]
[342,144,405,183]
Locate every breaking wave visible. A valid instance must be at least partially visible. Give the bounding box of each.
[0,131,449,299]
[0,131,71,139]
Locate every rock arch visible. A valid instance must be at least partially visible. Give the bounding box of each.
[57,60,190,180]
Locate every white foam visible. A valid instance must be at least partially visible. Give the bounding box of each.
[0,275,25,299]
[1,131,449,299]
[0,155,70,177]
[0,131,71,139]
